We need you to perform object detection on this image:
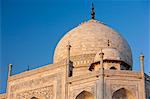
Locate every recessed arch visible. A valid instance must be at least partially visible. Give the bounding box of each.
[110,66,117,70]
[112,88,135,99]
[31,97,38,99]
[75,91,94,99]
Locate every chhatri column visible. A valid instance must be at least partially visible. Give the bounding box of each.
[99,50,104,99]
[140,53,146,99]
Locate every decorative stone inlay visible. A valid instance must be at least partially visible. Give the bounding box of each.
[15,85,53,99]
[54,53,95,67]
[10,74,56,92]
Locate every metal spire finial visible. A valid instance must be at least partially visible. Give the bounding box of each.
[91,3,95,19]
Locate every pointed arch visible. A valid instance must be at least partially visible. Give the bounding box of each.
[112,88,135,99]
[75,91,94,99]
[31,97,38,99]
[110,66,117,70]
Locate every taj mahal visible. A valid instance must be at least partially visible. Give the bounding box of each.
[0,3,150,99]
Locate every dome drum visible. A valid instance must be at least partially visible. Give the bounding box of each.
[89,59,132,71]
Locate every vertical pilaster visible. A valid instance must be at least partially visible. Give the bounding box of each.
[140,53,146,99]
[65,42,72,99]
[99,50,104,99]
[7,64,12,96]
[66,42,72,77]
[8,64,12,76]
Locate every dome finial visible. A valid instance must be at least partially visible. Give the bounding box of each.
[91,2,95,19]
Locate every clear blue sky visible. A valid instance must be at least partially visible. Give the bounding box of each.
[0,0,149,94]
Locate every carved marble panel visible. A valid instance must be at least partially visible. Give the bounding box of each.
[10,74,56,92]
[14,86,53,99]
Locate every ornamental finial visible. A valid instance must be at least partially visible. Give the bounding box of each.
[91,3,95,19]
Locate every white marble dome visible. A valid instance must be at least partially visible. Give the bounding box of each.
[53,19,132,66]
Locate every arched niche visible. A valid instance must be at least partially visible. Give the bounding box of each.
[110,66,117,70]
[31,97,38,99]
[75,91,94,99]
[112,88,134,99]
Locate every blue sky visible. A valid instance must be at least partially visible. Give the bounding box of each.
[0,0,149,93]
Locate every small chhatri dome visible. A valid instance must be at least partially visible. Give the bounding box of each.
[53,19,132,67]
